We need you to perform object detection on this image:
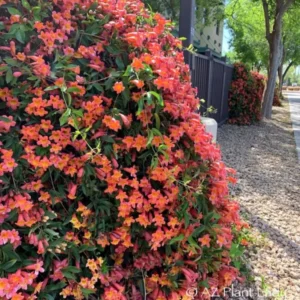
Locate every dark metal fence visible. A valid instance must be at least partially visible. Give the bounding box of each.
[190,50,233,125]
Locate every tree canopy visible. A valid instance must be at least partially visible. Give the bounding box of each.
[226,0,299,117]
[226,0,269,70]
[226,0,300,71]
[143,0,224,29]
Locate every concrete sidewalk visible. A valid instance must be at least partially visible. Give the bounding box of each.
[284,92,300,161]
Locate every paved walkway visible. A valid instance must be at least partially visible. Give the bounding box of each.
[285,92,300,161]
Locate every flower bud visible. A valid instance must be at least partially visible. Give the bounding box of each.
[13,71,22,78]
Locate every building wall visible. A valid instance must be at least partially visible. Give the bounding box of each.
[194,21,224,55]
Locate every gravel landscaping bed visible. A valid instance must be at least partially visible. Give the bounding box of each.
[218,99,300,300]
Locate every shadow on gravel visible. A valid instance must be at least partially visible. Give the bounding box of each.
[222,119,300,213]
[240,205,300,263]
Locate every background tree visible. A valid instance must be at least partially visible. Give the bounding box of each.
[227,0,299,118]
[278,6,300,88]
[259,0,296,118]
[226,0,269,71]
[143,0,225,30]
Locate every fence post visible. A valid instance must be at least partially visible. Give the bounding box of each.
[205,50,214,111]
[220,64,227,123]
[179,0,195,65]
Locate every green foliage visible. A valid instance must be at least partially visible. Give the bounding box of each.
[226,0,269,69]
[143,0,224,30]
[228,63,265,125]
[226,0,300,74]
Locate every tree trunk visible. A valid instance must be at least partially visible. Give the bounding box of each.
[262,40,280,118]
[262,18,283,118]
[282,60,294,83]
[261,0,295,119]
[278,64,283,90]
[278,45,285,90]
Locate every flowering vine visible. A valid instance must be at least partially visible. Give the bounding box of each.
[0,1,246,299]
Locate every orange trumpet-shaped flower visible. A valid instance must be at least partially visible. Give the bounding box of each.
[103,115,121,132]
[198,234,211,248]
[113,81,125,94]
[131,58,144,71]
[67,182,77,200]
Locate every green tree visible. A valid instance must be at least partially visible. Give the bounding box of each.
[259,0,296,118]
[143,0,224,29]
[278,7,300,88]
[226,0,269,70]
[227,0,299,118]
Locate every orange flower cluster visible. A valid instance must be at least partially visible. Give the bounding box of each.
[0,229,21,249]
[0,149,17,176]
[0,1,246,299]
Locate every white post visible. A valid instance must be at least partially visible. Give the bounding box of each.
[201,117,218,143]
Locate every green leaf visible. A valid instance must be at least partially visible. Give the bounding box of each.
[44,228,59,237]
[137,99,144,116]
[188,236,201,249]
[148,91,164,106]
[6,68,13,84]
[81,288,95,298]
[32,6,41,21]
[4,58,18,66]
[44,211,57,220]
[147,130,154,147]
[154,113,161,130]
[168,234,185,245]
[7,7,21,15]
[2,244,21,260]
[44,86,59,91]
[72,109,84,117]
[102,136,115,144]
[0,116,11,123]
[61,266,81,273]
[78,245,97,253]
[193,226,206,237]
[59,108,71,126]
[66,87,81,93]
[92,83,104,92]
[0,259,17,271]
[230,243,244,258]
[199,280,210,288]
[44,281,66,293]
[106,45,122,55]
[204,211,220,225]
[116,56,125,70]
[123,65,133,77]
[16,29,26,44]
[104,78,114,90]
[22,0,31,10]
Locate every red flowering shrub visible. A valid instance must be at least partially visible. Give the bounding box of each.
[0,1,246,299]
[228,63,263,125]
[229,63,282,124]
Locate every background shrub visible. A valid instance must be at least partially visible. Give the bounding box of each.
[229,63,283,125]
[228,63,263,125]
[0,1,246,299]
[273,86,283,107]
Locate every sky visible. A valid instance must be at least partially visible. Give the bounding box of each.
[222,0,232,55]
[222,22,232,55]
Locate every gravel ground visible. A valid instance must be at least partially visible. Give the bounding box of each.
[217,99,300,300]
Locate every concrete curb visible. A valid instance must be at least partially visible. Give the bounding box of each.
[284,92,300,162]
